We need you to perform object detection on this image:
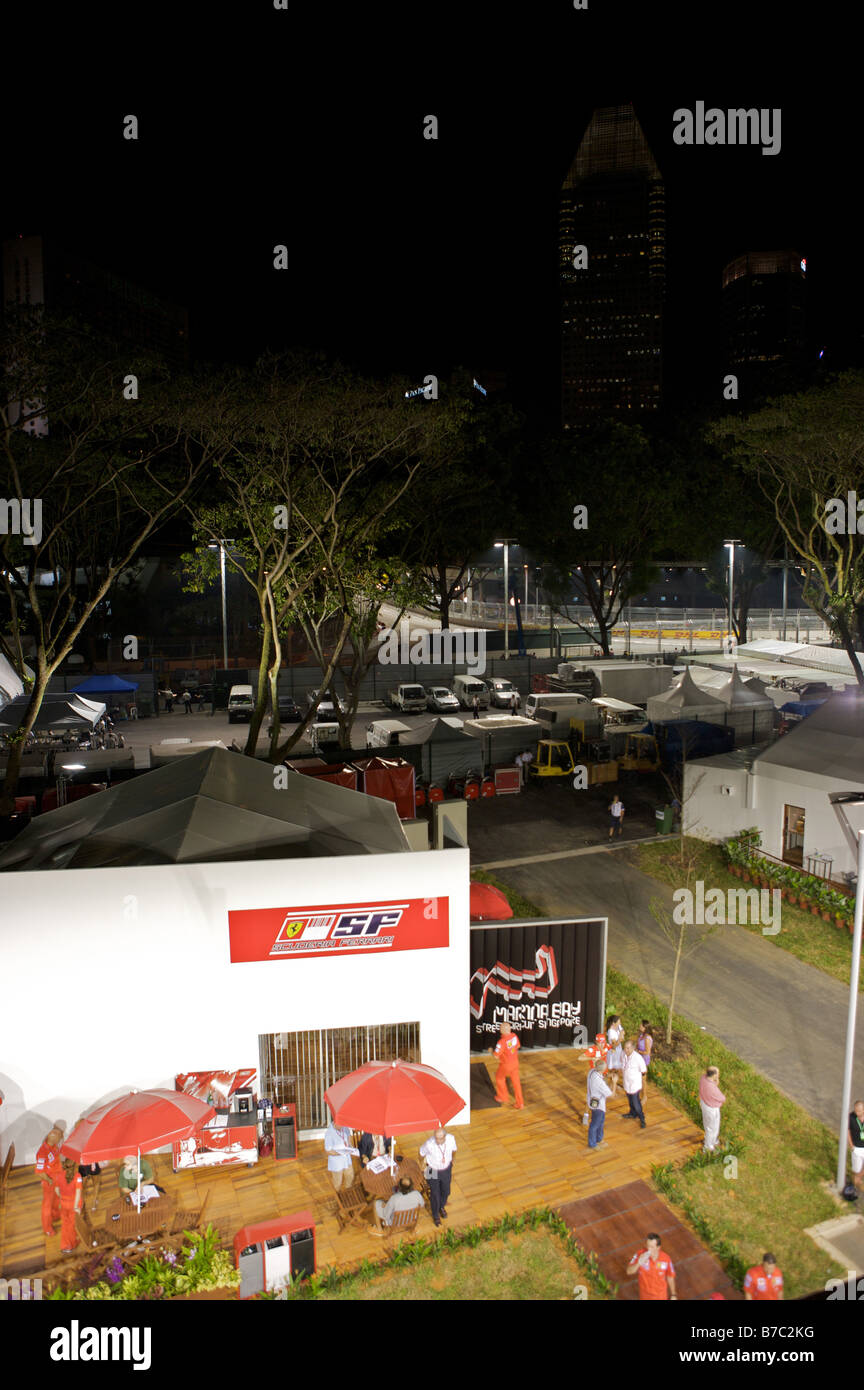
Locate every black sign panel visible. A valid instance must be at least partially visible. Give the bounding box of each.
[469,918,606,1052]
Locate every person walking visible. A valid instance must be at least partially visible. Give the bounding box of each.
[471,694,480,720]
[586,1057,617,1150]
[492,1021,524,1109]
[510,691,519,716]
[182,689,192,714]
[34,1126,64,1237]
[164,689,175,713]
[419,1126,457,1227]
[608,794,625,839]
[699,1066,726,1152]
[626,1234,677,1300]
[743,1254,784,1300]
[323,1118,357,1191]
[621,1041,648,1127]
[848,1100,864,1192]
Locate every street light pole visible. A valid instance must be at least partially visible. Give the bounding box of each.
[830,791,864,1195]
[724,540,742,647]
[495,539,517,661]
[219,541,228,671]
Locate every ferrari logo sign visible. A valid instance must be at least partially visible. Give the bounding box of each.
[228,897,449,963]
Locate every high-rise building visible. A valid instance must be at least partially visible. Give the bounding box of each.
[559,104,665,427]
[2,234,189,370]
[721,250,806,403]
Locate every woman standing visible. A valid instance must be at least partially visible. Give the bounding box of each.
[605,1014,626,1081]
[636,1021,654,1111]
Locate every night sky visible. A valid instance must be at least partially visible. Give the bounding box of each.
[6,5,861,426]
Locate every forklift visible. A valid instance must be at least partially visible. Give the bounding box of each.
[618,731,660,776]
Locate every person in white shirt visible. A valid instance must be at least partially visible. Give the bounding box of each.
[587,1057,617,1149]
[419,1127,457,1227]
[324,1120,356,1191]
[621,1041,647,1128]
[608,795,625,839]
[371,1177,425,1236]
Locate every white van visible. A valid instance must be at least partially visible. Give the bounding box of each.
[228,684,255,723]
[525,691,590,721]
[452,675,490,710]
[366,719,411,749]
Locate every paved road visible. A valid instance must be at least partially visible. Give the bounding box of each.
[473,842,864,1132]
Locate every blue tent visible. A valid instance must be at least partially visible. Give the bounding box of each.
[71,673,139,695]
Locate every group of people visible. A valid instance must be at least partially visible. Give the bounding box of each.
[586,1017,654,1148]
[36,1127,163,1254]
[159,688,206,714]
[324,1120,457,1230]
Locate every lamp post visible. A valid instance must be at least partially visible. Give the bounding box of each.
[829,791,864,1195]
[494,539,517,660]
[208,539,233,671]
[57,762,85,808]
[724,540,742,648]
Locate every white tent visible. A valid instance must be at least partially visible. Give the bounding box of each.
[646,668,728,724]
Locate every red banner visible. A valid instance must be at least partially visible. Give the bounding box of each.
[228,897,449,963]
[175,1069,256,1103]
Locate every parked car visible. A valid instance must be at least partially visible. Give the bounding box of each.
[267,694,302,733]
[306,688,347,715]
[366,719,411,749]
[484,677,520,709]
[228,684,255,723]
[452,675,490,710]
[426,685,461,713]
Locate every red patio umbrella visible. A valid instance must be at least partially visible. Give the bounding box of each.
[470,881,513,922]
[324,1060,465,1174]
[61,1089,216,1208]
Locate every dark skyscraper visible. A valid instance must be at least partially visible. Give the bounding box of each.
[559,104,665,428]
[721,250,806,404]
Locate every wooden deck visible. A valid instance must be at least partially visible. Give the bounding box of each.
[1,1050,703,1285]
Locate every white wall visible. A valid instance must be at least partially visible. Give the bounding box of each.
[685,756,863,877]
[0,848,470,1163]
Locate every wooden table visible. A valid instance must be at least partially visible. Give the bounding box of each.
[359,1156,425,1202]
[104,1192,175,1240]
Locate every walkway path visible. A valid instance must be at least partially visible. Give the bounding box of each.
[473,845,864,1130]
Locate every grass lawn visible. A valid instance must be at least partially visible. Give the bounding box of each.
[314,1228,595,1301]
[472,865,849,1298]
[630,836,862,988]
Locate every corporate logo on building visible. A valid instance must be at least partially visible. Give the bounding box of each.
[469,944,559,1018]
[228,897,449,963]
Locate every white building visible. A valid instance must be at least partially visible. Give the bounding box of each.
[684,690,864,877]
[0,749,470,1165]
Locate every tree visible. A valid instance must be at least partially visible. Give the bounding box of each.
[394,374,523,628]
[181,354,437,760]
[649,851,719,1047]
[521,422,664,654]
[708,373,864,683]
[0,311,228,809]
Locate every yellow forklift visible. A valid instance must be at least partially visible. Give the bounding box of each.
[618,731,660,775]
[529,732,620,786]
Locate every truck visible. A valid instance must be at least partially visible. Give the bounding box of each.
[386,682,428,713]
[227,684,255,723]
[366,718,411,749]
[549,660,674,705]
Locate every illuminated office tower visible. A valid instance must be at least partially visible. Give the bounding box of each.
[721,250,806,403]
[559,103,665,426]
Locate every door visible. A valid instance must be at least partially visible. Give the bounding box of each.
[782,804,805,866]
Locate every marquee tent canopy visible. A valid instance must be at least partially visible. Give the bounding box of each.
[70,673,139,695]
[0,745,411,871]
[755,690,864,781]
[0,691,106,731]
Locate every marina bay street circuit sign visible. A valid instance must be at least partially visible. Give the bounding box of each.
[469,917,607,1051]
[228,897,449,962]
